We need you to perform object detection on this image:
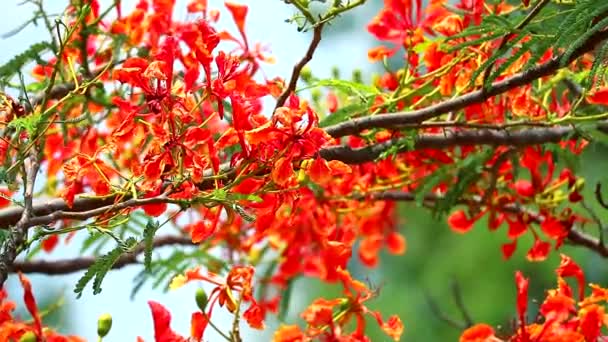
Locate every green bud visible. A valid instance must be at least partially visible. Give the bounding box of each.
[331,66,340,79]
[352,69,363,83]
[311,89,322,103]
[300,66,313,83]
[19,331,37,342]
[195,288,208,311]
[97,313,113,338]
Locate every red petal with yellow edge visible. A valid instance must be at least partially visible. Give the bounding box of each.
[308,158,331,184]
[273,325,305,342]
[381,315,404,341]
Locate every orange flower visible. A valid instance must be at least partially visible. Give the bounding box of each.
[460,324,497,342]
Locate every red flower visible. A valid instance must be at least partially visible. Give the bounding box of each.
[460,323,496,342]
[448,210,475,233]
[147,301,186,342]
[556,254,586,301]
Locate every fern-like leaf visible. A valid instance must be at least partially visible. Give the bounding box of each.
[0,42,52,84]
[143,220,159,272]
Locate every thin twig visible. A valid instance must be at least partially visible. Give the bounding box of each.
[274,23,324,110]
[425,293,466,329]
[450,280,474,328]
[596,183,608,210]
[12,235,194,274]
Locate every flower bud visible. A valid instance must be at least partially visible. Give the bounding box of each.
[97,313,113,338]
[19,331,37,342]
[331,66,340,79]
[352,69,363,83]
[195,288,208,311]
[300,66,313,83]
[311,89,322,103]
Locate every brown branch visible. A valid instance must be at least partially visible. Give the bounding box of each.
[12,235,194,274]
[323,28,608,138]
[0,123,601,230]
[367,190,608,258]
[274,23,324,110]
[320,124,592,163]
[0,147,41,286]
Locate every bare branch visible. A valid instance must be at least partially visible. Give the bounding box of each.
[12,235,194,275]
[323,29,608,138]
[274,23,324,110]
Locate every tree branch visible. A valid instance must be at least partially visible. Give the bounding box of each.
[274,23,324,110]
[0,123,602,230]
[323,28,608,138]
[320,124,594,163]
[12,235,194,274]
[367,190,608,258]
[0,147,41,285]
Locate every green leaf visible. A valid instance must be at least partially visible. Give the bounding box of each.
[0,42,52,84]
[74,237,138,298]
[319,102,371,128]
[143,220,160,272]
[8,112,43,137]
[300,79,380,100]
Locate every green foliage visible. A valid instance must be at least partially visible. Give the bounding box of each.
[130,247,228,299]
[74,237,138,298]
[143,220,160,272]
[0,42,52,85]
[446,0,608,90]
[302,79,380,100]
[378,136,417,160]
[415,149,493,217]
[319,102,373,128]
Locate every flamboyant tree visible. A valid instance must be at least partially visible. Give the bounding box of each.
[1,0,608,340]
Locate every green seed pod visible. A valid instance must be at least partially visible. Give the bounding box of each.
[300,66,313,83]
[195,288,208,311]
[331,66,340,79]
[19,331,37,342]
[311,89,322,103]
[97,313,113,338]
[352,69,363,83]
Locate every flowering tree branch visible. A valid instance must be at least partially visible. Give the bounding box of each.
[368,190,608,258]
[0,122,602,230]
[11,235,194,275]
[323,28,608,138]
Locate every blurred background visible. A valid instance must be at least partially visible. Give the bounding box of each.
[2,0,608,341]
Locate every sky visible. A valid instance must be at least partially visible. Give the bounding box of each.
[0,0,379,340]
